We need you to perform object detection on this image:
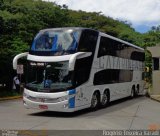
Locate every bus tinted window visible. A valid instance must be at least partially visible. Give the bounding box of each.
[98,37,115,57]
[74,56,93,86]
[78,30,98,54]
[130,51,145,61]
[93,69,133,85]
[98,36,144,61]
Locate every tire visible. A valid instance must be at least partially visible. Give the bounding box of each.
[101,91,110,107]
[90,91,100,110]
[130,87,135,98]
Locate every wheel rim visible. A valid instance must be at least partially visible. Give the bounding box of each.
[101,93,108,105]
[91,93,98,108]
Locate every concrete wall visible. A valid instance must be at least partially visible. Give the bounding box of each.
[152,71,160,95]
[147,46,160,58]
[147,46,160,95]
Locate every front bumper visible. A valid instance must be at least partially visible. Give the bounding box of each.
[23,97,75,112]
[23,88,76,112]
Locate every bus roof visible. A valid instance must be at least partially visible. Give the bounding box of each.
[39,27,95,33]
[39,27,144,51]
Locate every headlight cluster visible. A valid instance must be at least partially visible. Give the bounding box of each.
[23,92,68,103]
[57,96,68,102]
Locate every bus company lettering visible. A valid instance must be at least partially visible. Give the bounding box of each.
[99,56,144,70]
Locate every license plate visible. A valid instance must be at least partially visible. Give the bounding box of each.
[39,105,48,109]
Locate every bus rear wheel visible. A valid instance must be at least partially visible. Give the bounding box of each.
[101,91,110,107]
[90,91,100,110]
[131,87,135,98]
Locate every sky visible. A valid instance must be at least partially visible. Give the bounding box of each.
[44,0,160,33]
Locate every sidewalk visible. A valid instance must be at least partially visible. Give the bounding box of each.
[0,95,22,101]
[150,95,160,102]
[144,82,160,102]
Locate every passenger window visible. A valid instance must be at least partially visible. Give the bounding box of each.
[98,36,144,61]
[93,69,133,85]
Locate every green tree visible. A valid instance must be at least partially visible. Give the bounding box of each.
[0,0,160,91]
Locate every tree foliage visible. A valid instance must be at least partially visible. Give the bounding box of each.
[0,0,159,90]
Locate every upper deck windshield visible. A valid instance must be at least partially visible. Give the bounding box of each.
[30,29,81,56]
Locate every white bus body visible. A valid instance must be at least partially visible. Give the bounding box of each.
[13,27,145,112]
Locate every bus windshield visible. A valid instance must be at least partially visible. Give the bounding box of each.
[31,29,81,55]
[25,61,73,92]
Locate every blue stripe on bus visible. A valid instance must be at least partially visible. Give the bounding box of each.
[68,89,76,108]
[68,89,76,95]
[69,97,75,108]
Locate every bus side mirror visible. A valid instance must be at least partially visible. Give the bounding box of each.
[13,52,28,70]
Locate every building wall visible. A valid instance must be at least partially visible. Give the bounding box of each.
[147,46,160,95]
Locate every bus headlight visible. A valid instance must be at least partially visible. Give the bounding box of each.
[57,96,68,102]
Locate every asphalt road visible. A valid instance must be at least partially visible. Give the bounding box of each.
[0,96,160,131]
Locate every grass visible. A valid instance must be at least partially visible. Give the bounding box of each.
[0,89,21,98]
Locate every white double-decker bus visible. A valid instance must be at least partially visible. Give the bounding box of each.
[13,27,145,112]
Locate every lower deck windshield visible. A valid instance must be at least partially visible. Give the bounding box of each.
[26,61,73,92]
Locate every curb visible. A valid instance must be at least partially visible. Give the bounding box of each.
[0,96,22,101]
[150,95,160,103]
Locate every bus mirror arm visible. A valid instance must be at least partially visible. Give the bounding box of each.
[69,52,92,71]
[13,52,28,70]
